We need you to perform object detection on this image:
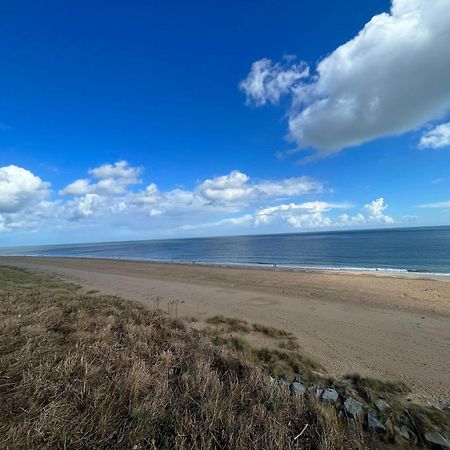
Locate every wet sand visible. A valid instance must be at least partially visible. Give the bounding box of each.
[2,256,449,402]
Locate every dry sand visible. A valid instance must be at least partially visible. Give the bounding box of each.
[2,256,449,402]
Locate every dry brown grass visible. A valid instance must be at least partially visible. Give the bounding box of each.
[0,265,370,449]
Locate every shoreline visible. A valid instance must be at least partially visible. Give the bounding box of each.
[2,253,450,279]
[1,255,449,402]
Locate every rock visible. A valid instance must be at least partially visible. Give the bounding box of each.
[337,409,345,420]
[290,381,306,396]
[424,432,450,449]
[293,374,303,383]
[344,397,363,419]
[367,410,386,432]
[395,425,416,441]
[374,399,390,412]
[321,388,339,404]
[314,387,324,399]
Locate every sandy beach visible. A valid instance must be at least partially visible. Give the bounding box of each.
[2,256,449,402]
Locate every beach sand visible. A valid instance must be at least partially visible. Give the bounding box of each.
[2,256,449,402]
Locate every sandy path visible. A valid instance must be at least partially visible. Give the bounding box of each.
[2,256,449,402]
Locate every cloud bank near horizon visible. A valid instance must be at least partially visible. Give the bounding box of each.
[241,0,450,160]
[0,161,400,241]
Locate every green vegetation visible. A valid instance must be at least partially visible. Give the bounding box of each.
[345,374,410,402]
[206,315,253,332]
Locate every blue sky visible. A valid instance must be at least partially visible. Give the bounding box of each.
[1,0,450,245]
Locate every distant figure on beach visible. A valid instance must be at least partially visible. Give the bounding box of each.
[273,263,277,268]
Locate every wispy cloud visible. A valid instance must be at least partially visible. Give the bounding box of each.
[418,200,450,209]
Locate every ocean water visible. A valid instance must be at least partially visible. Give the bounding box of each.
[1,226,450,275]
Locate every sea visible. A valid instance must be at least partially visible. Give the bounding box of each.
[1,226,450,275]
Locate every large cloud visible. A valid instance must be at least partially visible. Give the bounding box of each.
[0,165,50,213]
[241,0,450,158]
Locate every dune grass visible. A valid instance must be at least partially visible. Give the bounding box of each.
[205,315,296,340]
[1,265,447,449]
[0,265,369,450]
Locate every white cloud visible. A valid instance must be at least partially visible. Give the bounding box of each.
[197,171,254,203]
[0,165,50,213]
[363,198,394,223]
[60,160,142,196]
[252,198,394,229]
[339,198,394,225]
[255,201,349,227]
[60,179,91,196]
[240,57,309,106]
[89,160,141,180]
[418,200,450,209]
[0,162,400,239]
[68,194,102,219]
[255,177,323,198]
[241,0,450,158]
[179,214,254,231]
[419,122,450,149]
[197,170,323,204]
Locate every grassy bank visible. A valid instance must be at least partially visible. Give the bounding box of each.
[0,266,448,449]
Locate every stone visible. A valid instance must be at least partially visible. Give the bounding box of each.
[290,381,306,396]
[314,387,324,399]
[394,425,416,441]
[293,374,303,383]
[367,410,386,432]
[374,399,390,412]
[321,388,339,404]
[424,432,450,449]
[344,397,363,419]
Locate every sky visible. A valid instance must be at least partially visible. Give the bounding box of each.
[1,0,450,246]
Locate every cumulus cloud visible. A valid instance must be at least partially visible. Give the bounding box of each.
[0,165,56,232]
[241,0,450,158]
[419,122,450,149]
[0,162,399,238]
[0,165,50,213]
[60,160,142,196]
[197,170,323,204]
[197,171,254,203]
[339,198,394,225]
[255,201,349,228]
[68,194,102,219]
[251,198,394,229]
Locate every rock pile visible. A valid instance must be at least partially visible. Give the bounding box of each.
[279,373,449,448]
